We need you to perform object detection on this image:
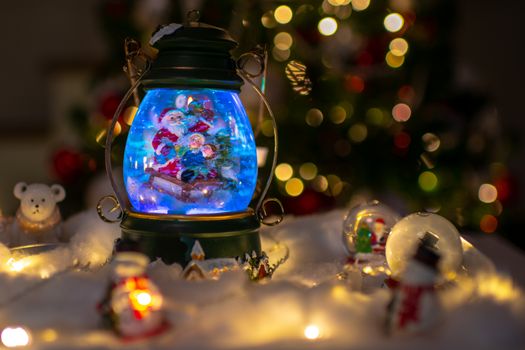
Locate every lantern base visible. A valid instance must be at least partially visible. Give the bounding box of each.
[118,211,261,265]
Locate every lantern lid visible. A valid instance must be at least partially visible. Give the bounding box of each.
[142,20,243,90]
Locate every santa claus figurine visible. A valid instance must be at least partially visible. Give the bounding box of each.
[151,108,186,176]
[386,232,442,336]
[372,218,387,254]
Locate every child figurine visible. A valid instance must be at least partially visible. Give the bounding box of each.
[180,133,207,183]
[386,232,442,336]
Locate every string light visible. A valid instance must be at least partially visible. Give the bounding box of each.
[6,257,31,273]
[1,327,31,348]
[285,178,304,196]
[113,121,122,136]
[275,163,294,181]
[40,329,58,343]
[480,214,498,233]
[299,163,318,180]
[304,324,321,340]
[305,108,324,127]
[326,174,343,196]
[256,147,269,167]
[328,0,351,6]
[274,32,293,50]
[261,11,277,28]
[420,153,435,169]
[352,0,370,11]
[389,38,409,56]
[348,123,367,142]
[366,107,384,126]
[384,13,404,32]
[312,175,329,192]
[272,47,290,62]
[330,106,347,124]
[130,290,154,311]
[422,133,440,152]
[261,120,274,137]
[318,17,338,36]
[392,103,411,122]
[385,51,405,68]
[331,285,349,301]
[122,105,138,125]
[345,75,365,93]
[419,171,438,192]
[274,5,293,24]
[334,5,352,19]
[479,184,498,203]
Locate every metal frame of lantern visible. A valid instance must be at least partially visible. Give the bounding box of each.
[98,14,282,265]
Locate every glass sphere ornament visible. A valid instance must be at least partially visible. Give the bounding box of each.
[342,200,401,256]
[98,15,281,265]
[385,212,463,278]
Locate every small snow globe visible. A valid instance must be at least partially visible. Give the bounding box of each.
[99,17,279,264]
[342,200,400,258]
[385,212,463,279]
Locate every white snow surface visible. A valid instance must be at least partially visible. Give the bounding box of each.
[0,210,523,349]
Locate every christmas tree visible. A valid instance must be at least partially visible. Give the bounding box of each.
[54,0,520,248]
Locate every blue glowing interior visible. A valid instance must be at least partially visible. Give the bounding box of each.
[123,88,258,215]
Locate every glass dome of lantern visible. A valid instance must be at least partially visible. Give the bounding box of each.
[123,88,257,215]
[98,16,281,265]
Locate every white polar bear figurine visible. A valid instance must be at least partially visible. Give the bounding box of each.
[3,182,66,247]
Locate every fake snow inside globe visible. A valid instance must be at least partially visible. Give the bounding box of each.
[342,200,400,257]
[124,90,257,215]
[385,212,463,279]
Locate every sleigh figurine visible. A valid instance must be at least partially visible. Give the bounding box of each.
[146,169,222,203]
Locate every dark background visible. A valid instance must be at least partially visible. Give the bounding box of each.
[0,0,523,248]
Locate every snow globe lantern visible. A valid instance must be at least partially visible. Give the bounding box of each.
[99,19,280,265]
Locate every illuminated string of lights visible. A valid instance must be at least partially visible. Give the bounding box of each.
[262,2,505,234]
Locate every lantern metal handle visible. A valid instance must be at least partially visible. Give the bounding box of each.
[103,62,151,213]
[96,194,123,223]
[102,41,280,224]
[257,198,284,226]
[236,68,281,221]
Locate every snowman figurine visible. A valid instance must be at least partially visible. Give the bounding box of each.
[386,232,442,335]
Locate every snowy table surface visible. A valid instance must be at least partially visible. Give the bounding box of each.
[0,209,524,350]
[461,233,525,288]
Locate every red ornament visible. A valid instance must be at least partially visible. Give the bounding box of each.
[345,75,365,93]
[394,132,411,149]
[283,189,335,216]
[494,175,517,204]
[356,51,374,67]
[52,149,85,184]
[100,93,123,120]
